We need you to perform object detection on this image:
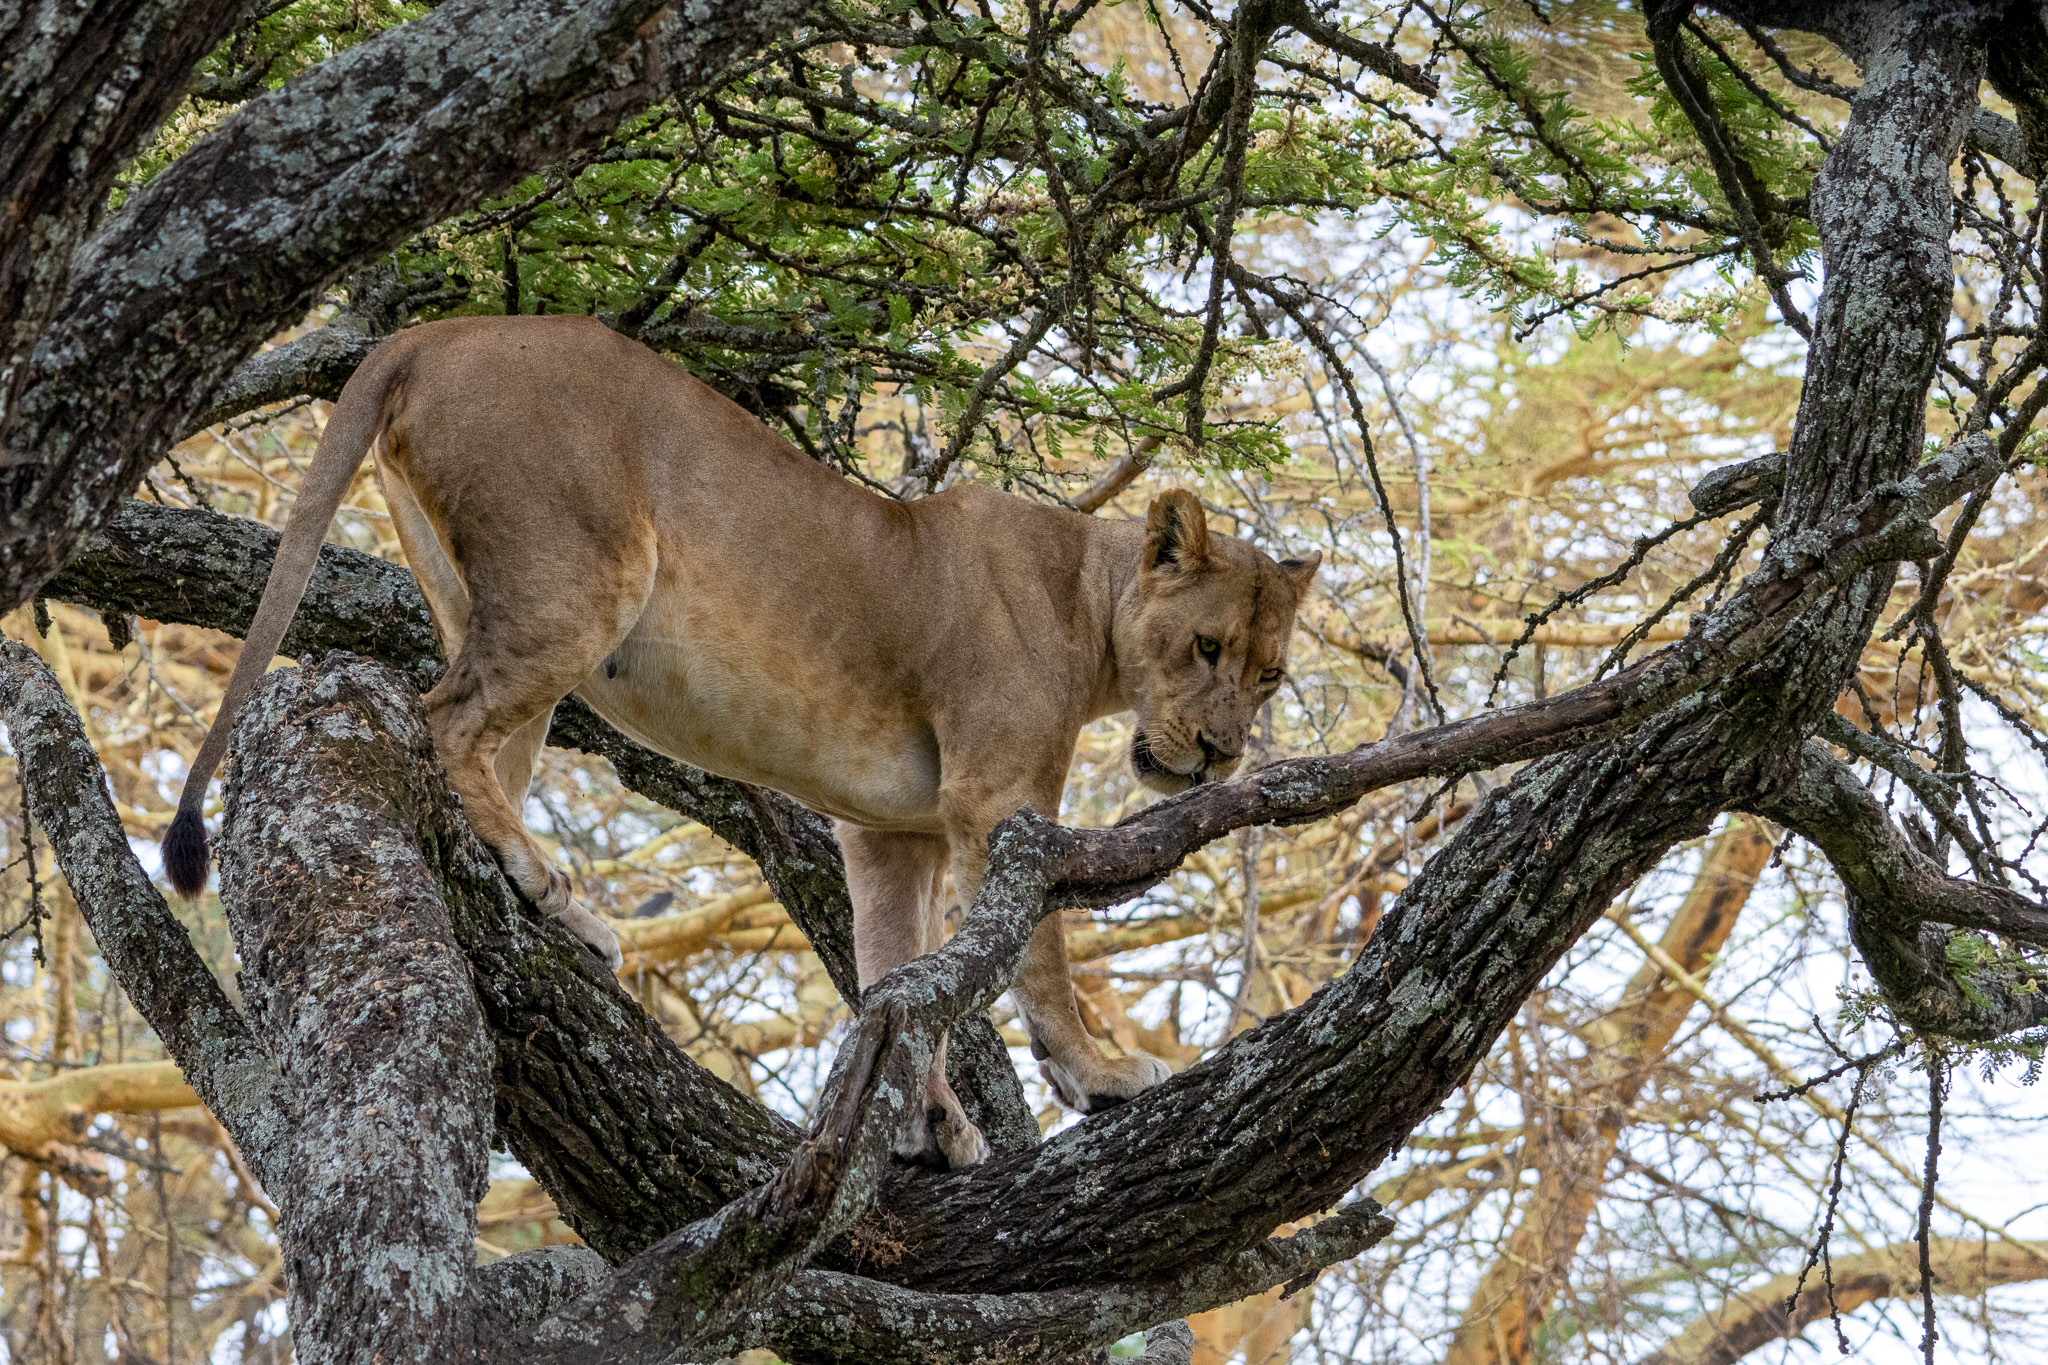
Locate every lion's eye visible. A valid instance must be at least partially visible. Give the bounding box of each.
[1196,636,1221,664]
[1260,668,1284,686]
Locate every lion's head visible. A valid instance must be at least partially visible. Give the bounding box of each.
[1119,491,1320,794]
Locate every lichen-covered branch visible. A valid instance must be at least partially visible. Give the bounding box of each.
[182,315,386,439]
[1755,742,2048,1039]
[0,641,291,1189]
[0,0,810,613]
[856,0,2010,1293]
[0,0,245,420]
[217,657,499,1362]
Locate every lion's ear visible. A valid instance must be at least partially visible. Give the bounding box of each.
[1144,490,1211,574]
[1279,550,1322,594]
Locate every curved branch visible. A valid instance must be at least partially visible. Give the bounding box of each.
[34,411,2004,1272]
[1754,741,2048,1039]
[1636,1236,2048,1365]
[224,654,1354,1364]
[736,1201,1389,1365]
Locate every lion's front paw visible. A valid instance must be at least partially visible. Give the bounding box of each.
[896,1096,989,1170]
[554,900,623,971]
[1042,1048,1172,1115]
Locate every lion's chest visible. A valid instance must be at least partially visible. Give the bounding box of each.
[571,607,944,832]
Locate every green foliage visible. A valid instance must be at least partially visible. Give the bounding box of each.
[154,0,1847,493]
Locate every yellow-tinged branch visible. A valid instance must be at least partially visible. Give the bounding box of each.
[0,1060,198,1159]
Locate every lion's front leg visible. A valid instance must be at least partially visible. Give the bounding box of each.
[1013,911,1172,1113]
[942,782,1172,1117]
[839,822,988,1170]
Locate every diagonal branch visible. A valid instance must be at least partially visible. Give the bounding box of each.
[1,0,811,612]
[0,0,247,419]
[33,423,2009,1287]
[0,641,292,1190]
[1043,436,1997,911]
[216,651,1382,1364]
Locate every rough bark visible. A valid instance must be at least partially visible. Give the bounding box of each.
[0,0,246,422]
[0,0,811,614]
[218,659,499,1363]
[0,640,291,1189]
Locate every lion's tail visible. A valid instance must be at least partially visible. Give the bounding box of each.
[162,341,407,897]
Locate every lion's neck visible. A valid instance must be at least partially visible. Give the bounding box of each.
[1082,517,1149,721]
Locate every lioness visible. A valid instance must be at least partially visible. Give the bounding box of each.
[166,314,1318,1167]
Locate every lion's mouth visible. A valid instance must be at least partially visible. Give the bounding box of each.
[1132,733,1204,790]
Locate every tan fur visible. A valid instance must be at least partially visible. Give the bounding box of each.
[171,315,1319,1167]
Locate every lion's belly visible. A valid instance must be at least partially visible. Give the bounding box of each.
[570,624,945,832]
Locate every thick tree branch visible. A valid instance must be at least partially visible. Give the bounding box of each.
[0,641,291,1191]
[860,0,2004,1292]
[0,0,246,420]
[31,22,2014,1289]
[512,809,1075,1361]
[1,0,812,612]
[218,658,498,1360]
[32,409,2004,1279]
[1968,108,2038,179]
[734,1201,1389,1365]
[1040,435,1994,913]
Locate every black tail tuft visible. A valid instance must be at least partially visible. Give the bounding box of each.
[162,807,210,898]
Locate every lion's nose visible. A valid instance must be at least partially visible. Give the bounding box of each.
[1197,733,1241,766]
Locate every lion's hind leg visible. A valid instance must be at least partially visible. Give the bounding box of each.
[423,542,653,971]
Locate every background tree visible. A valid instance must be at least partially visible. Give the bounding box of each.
[3,1,2048,1362]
